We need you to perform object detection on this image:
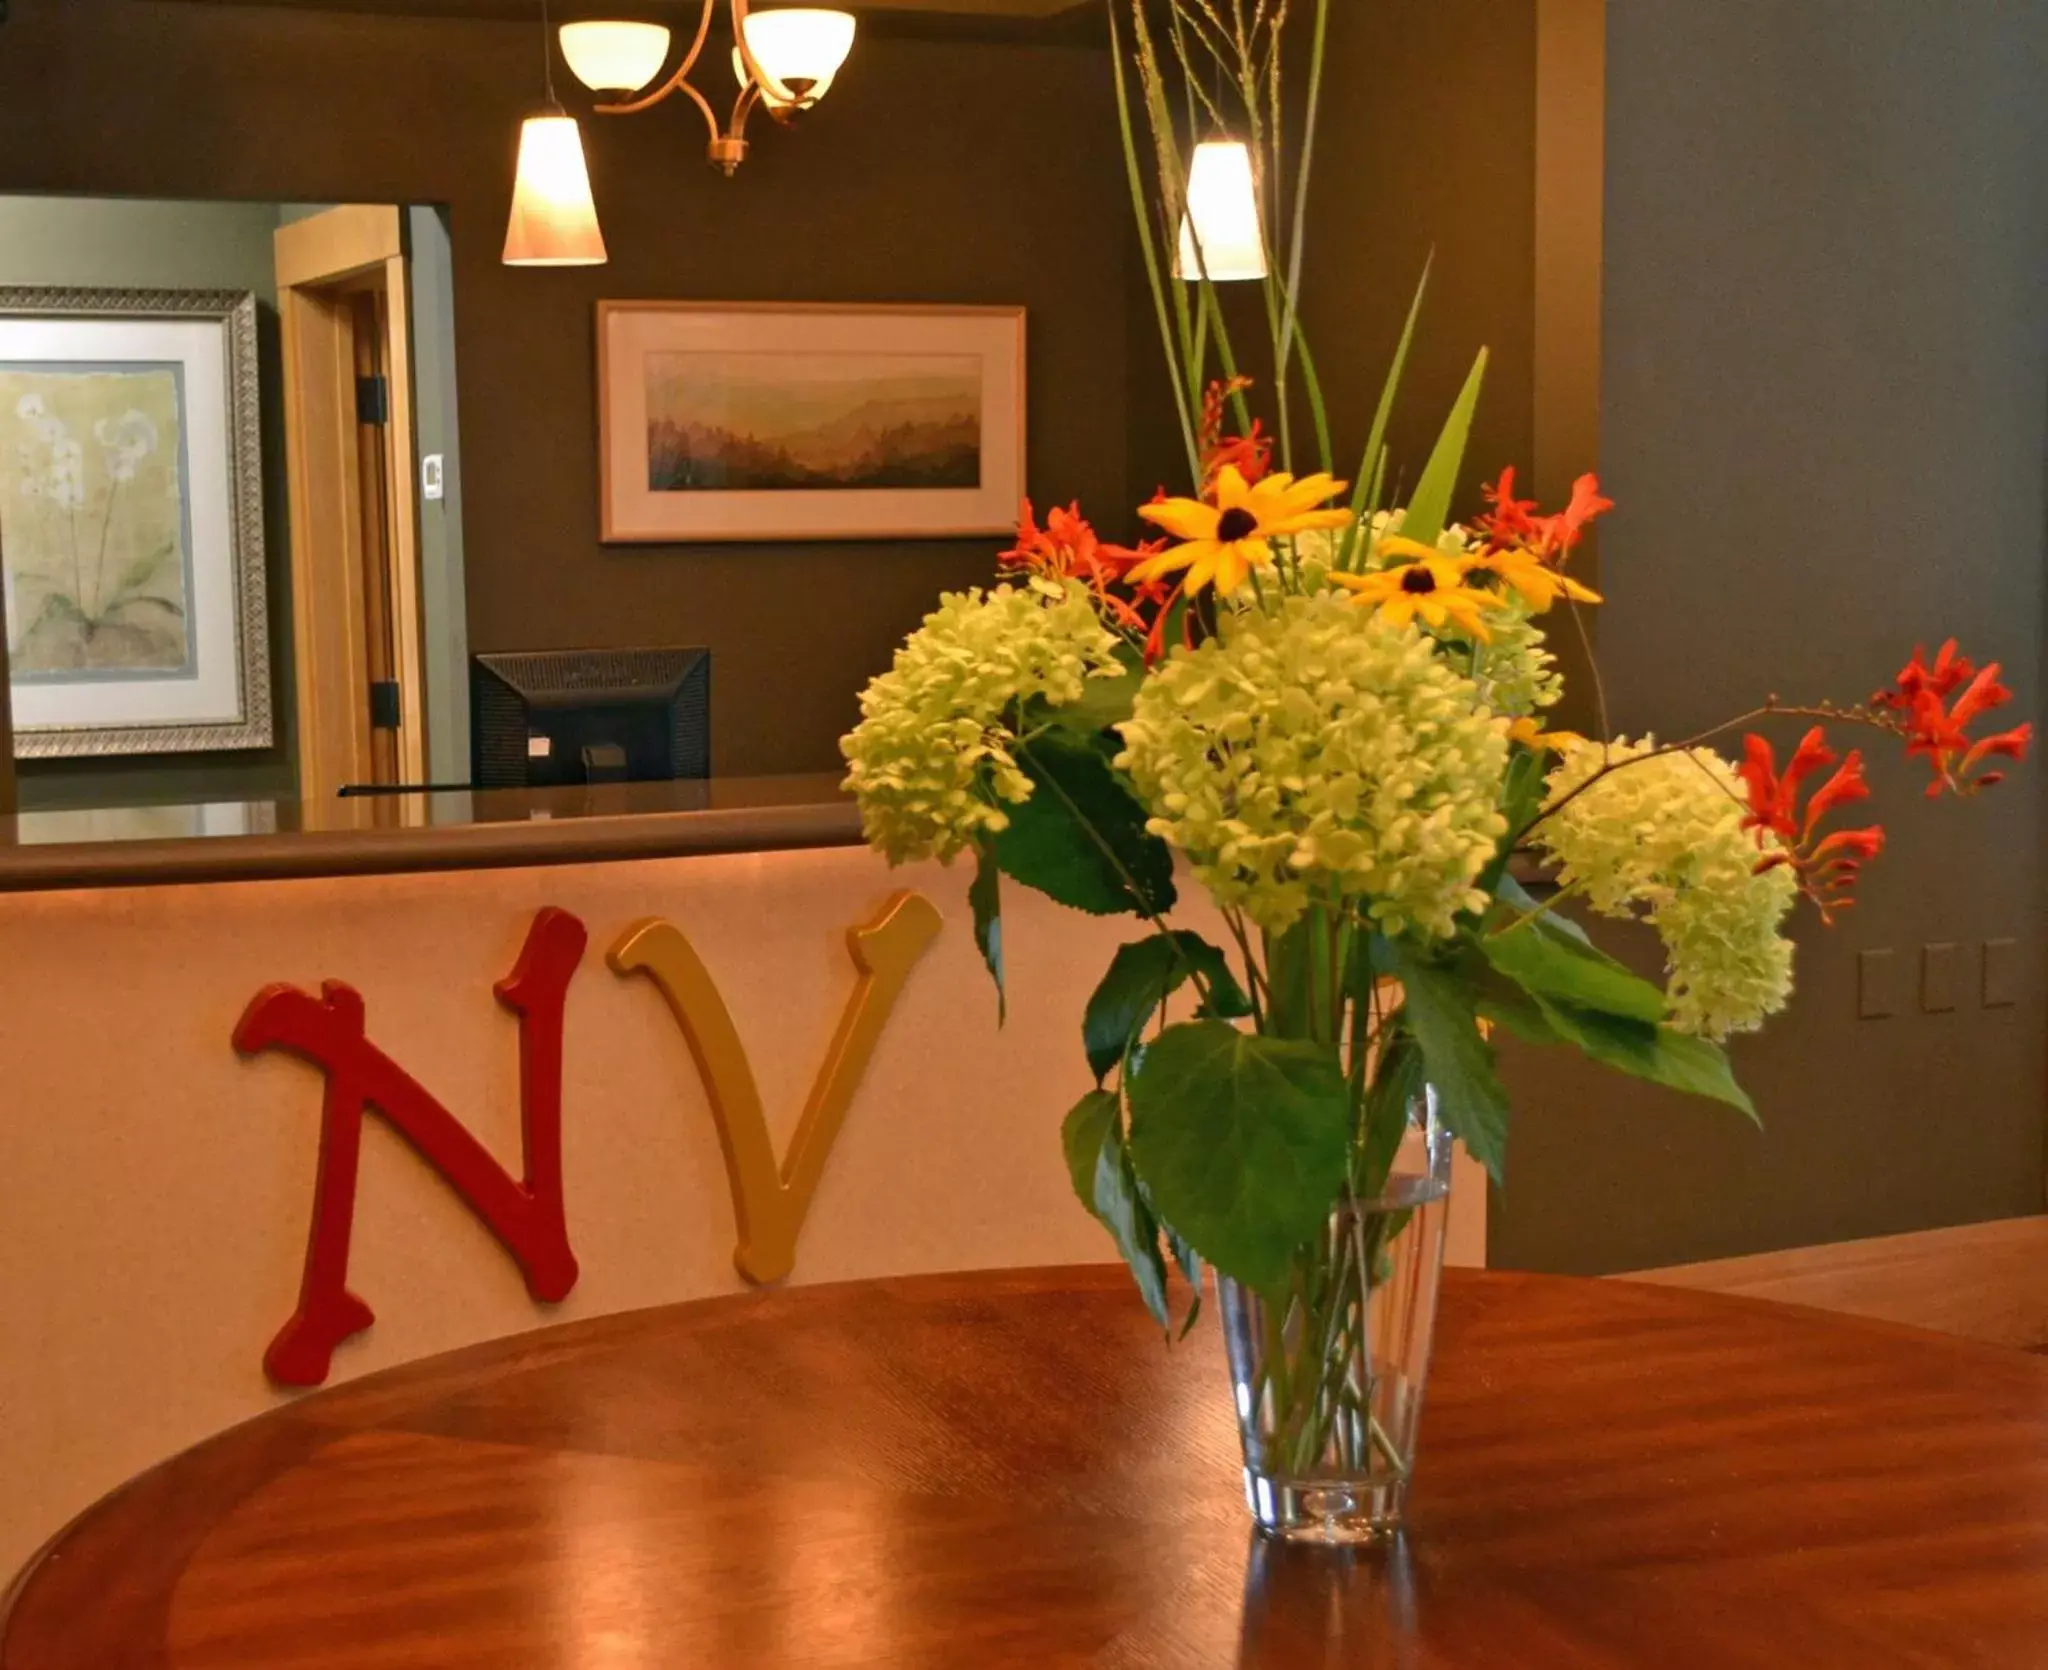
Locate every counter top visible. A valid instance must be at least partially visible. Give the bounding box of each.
[0,776,863,892]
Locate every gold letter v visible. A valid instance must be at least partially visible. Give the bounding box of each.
[608,892,943,1284]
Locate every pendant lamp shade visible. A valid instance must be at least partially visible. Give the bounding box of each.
[1174,139,1267,283]
[559,21,673,95]
[503,114,609,267]
[740,8,856,103]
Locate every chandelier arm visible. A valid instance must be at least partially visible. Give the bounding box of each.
[594,0,717,116]
[729,0,786,106]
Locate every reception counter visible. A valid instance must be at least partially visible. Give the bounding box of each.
[0,780,1485,1579]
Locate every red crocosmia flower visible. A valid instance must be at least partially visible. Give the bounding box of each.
[1477,467,1541,547]
[1888,652,2035,797]
[1197,377,1272,492]
[999,500,1159,632]
[1873,638,1978,712]
[1548,473,1615,552]
[1475,468,1612,565]
[1738,726,1886,920]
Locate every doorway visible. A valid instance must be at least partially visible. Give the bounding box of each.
[274,205,428,801]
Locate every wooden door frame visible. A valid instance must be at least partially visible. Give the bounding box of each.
[275,205,427,801]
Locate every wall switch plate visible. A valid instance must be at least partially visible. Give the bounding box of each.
[1983,938,2019,1008]
[1921,943,1959,1013]
[421,454,445,502]
[1857,948,1898,1019]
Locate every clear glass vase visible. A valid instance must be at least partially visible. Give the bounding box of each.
[1217,1090,1453,1543]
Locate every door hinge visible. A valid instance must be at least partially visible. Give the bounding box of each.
[356,374,390,427]
[368,680,402,730]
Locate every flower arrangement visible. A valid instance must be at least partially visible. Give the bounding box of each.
[841,0,2031,1537]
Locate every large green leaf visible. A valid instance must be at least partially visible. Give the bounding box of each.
[1396,348,1489,549]
[1482,915,1669,1024]
[1126,1021,1352,1292]
[1083,931,1252,1084]
[1494,872,1591,946]
[1061,1089,1171,1327]
[1532,999,1757,1121]
[968,843,1005,1023]
[1380,940,1511,1183]
[1045,652,1146,741]
[995,731,1176,918]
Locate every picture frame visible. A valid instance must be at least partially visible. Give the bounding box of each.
[597,300,1026,544]
[0,286,272,760]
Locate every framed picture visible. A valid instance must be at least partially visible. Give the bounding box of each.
[598,300,1026,544]
[0,286,271,759]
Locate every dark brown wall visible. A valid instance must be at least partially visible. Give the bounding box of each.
[0,0,1129,777]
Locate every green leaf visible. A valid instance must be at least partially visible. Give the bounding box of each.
[1342,256,1432,558]
[1045,651,1146,740]
[995,731,1176,918]
[1396,347,1489,549]
[969,843,1004,1023]
[1482,915,1668,1025]
[1357,1035,1424,1201]
[1494,872,1591,946]
[1161,1222,1206,1339]
[1061,1089,1171,1327]
[1381,941,1511,1183]
[1533,999,1757,1121]
[1083,931,1252,1084]
[1126,1021,1352,1292]
[114,547,168,597]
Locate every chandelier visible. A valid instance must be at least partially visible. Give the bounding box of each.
[561,6,858,175]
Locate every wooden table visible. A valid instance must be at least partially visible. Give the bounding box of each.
[7,1267,2048,1668]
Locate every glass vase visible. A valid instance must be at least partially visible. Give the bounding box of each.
[1216,1091,1453,1543]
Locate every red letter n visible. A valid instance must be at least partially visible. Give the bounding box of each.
[235,908,586,1387]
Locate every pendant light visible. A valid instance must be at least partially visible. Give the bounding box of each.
[504,0,608,267]
[1174,139,1268,284]
[562,2,857,176]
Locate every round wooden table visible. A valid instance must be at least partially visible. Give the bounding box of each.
[7,1267,2048,1667]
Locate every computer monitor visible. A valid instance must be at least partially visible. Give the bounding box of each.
[471,647,711,788]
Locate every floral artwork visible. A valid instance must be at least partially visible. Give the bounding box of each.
[0,288,270,760]
[2,366,193,679]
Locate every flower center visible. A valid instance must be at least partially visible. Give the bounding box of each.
[1215,507,1260,542]
[1399,565,1439,595]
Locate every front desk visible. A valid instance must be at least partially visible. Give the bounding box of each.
[0,778,1485,1578]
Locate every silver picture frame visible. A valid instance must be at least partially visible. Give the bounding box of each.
[0,286,272,759]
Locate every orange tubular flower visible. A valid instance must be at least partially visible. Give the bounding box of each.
[1197,377,1271,490]
[1738,726,1886,920]
[999,500,1159,632]
[1875,640,2034,797]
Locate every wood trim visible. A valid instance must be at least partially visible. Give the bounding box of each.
[595,300,1029,544]
[1628,1216,2048,1352]
[0,798,864,892]
[379,254,429,781]
[277,281,375,802]
[274,204,403,291]
[1533,0,1605,728]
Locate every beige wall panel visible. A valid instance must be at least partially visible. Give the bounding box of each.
[0,845,1483,1575]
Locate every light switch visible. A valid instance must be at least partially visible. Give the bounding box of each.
[1921,943,1959,1014]
[1857,948,1897,1019]
[421,453,446,502]
[1984,938,2019,1009]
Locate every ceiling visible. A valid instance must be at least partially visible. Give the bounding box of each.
[151,0,1093,18]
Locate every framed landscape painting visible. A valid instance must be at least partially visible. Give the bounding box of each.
[598,301,1026,543]
[0,287,271,759]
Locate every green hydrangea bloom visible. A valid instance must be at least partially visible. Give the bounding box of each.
[1470,606,1563,718]
[1116,593,1510,937]
[841,580,1125,864]
[1535,737,1798,1039]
